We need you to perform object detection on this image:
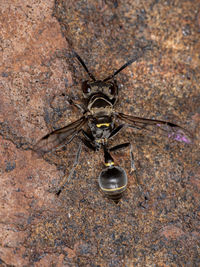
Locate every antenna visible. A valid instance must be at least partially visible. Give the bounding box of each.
[103,44,151,82]
[73,45,150,83]
[73,51,96,81]
[103,54,140,82]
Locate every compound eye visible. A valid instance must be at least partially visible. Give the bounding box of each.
[109,84,116,95]
[82,81,91,94]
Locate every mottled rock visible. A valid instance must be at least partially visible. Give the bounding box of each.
[0,0,199,266]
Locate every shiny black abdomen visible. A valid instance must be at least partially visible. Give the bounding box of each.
[98,166,128,201]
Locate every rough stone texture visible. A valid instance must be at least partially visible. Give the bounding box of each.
[0,0,199,266]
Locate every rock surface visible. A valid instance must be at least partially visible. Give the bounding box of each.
[0,0,199,266]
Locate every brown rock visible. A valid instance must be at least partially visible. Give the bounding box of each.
[0,0,199,266]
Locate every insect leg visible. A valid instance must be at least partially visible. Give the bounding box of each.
[109,142,136,171]
[77,129,96,151]
[81,129,95,142]
[66,96,86,114]
[109,142,141,189]
[109,124,125,139]
[109,142,130,152]
[56,142,82,196]
[128,144,148,205]
[79,137,96,151]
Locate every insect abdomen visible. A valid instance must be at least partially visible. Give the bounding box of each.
[98,166,128,201]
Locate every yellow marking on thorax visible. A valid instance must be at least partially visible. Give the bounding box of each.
[105,162,114,167]
[96,123,110,128]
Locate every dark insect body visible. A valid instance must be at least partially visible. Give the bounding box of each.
[34,51,192,202]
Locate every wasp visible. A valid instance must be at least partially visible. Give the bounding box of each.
[34,50,192,202]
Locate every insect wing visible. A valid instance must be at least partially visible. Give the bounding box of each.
[34,116,86,154]
[117,112,193,144]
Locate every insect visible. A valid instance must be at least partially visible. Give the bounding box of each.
[34,50,193,202]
